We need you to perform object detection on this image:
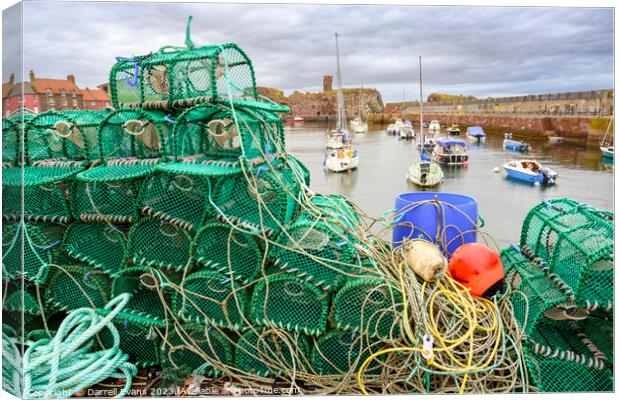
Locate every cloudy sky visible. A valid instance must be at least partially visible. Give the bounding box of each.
[2,1,614,102]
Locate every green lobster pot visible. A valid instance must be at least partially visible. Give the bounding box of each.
[234,329,310,377]
[174,269,248,330]
[250,273,329,336]
[519,199,613,307]
[111,265,178,321]
[45,264,111,312]
[192,222,263,284]
[310,330,384,376]
[109,41,257,109]
[161,325,234,382]
[63,221,128,275]
[502,246,571,337]
[127,216,194,272]
[98,309,166,367]
[2,222,66,284]
[270,217,359,292]
[2,114,34,167]
[72,108,171,223]
[331,278,403,340]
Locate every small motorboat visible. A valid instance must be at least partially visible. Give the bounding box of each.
[407,160,443,187]
[399,125,414,140]
[432,138,469,165]
[503,133,531,152]
[466,126,486,143]
[325,146,359,172]
[447,124,461,135]
[286,116,305,123]
[548,136,563,145]
[600,146,614,159]
[387,118,405,135]
[428,120,441,133]
[503,159,557,185]
[350,116,368,134]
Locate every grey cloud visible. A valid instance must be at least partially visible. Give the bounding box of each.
[7,2,613,102]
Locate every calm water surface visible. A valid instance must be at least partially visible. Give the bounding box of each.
[285,122,614,247]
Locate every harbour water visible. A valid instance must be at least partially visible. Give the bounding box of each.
[286,122,614,247]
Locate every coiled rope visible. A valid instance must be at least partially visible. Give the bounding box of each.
[23,294,137,398]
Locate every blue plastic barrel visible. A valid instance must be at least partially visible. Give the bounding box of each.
[392,192,478,257]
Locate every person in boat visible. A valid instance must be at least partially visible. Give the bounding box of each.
[526,162,539,172]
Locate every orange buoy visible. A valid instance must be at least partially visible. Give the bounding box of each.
[448,243,505,298]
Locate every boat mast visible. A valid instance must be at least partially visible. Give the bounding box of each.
[419,55,423,144]
[334,32,347,131]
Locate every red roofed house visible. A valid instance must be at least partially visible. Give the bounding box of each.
[82,87,112,110]
[29,70,83,111]
[2,73,40,117]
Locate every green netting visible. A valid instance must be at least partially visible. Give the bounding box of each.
[72,163,156,223]
[44,264,111,312]
[192,222,263,283]
[234,329,310,377]
[519,199,613,307]
[161,325,234,381]
[62,221,128,275]
[3,165,83,223]
[109,42,257,108]
[302,193,361,232]
[97,108,172,162]
[583,316,614,363]
[3,279,46,316]
[138,161,240,231]
[169,102,283,160]
[2,115,32,166]
[98,309,166,367]
[111,265,176,321]
[174,269,248,330]
[2,222,67,284]
[126,216,194,272]
[250,273,329,336]
[23,110,109,165]
[501,246,569,337]
[524,322,613,392]
[271,218,358,292]
[310,330,384,376]
[330,278,403,340]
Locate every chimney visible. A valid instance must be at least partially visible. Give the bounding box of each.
[67,74,76,85]
[323,75,333,92]
[29,70,36,83]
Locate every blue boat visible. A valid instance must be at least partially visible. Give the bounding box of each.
[466,126,486,143]
[503,159,557,185]
[503,133,531,152]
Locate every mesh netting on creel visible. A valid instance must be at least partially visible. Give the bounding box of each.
[192,222,263,284]
[62,221,129,276]
[2,221,67,284]
[270,216,360,293]
[109,40,257,109]
[71,108,172,223]
[501,246,570,337]
[524,321,613,392]
[250,273,330,336]
[160,324,234,381]
[23,110,110,165]
[310,330,385,376]
[234,328,311,377]
[518,198,613,308]
[126,216,194,272]
[45,264,111,312]
[330,278,403,340]
[173,269,249,331]
[2,114,34,167]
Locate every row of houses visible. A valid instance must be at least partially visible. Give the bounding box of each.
[2,71,112,117]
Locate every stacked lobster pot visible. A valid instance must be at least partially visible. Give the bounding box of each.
[2,110,115,344]
[502,198,614,392]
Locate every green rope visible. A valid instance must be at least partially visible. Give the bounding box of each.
[23,294,137,398]
[185,16,195,49]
